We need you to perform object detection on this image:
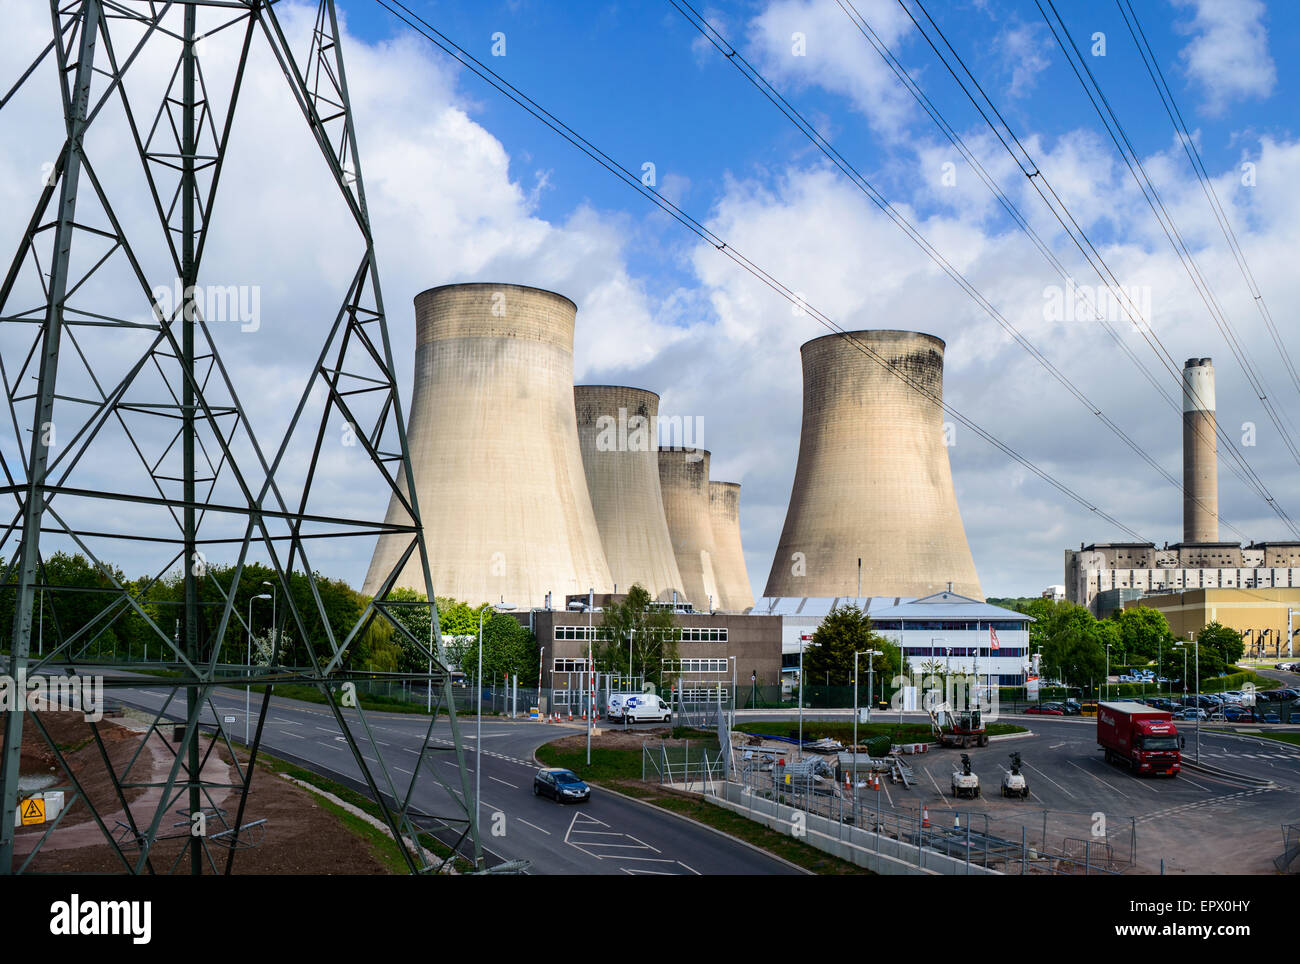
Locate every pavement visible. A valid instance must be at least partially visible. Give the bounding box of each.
[106,680,801,876]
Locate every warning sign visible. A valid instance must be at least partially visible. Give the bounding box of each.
[20,797,46,826]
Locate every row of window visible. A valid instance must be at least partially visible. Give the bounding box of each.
[553,658,589,672]
[676,686,729,701]
[552,625,728,642]
[903,647,1027,658]
[875,620,1025,631]
[662,658,729,673]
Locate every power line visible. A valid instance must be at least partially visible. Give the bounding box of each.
[890,0,1298,538]
[1115,0,1300,412]
[374,0,1155,542]
[1028,0,1300,512]
[676,0,1240,540]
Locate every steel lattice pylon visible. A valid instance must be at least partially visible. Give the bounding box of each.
[0,0,482,874]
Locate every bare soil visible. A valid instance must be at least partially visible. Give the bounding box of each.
[4,712,395,874]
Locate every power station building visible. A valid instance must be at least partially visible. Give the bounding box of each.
[1064,356,1300,633]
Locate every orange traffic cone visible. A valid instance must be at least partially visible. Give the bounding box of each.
[568,709,573,722]
[921,806,930,828]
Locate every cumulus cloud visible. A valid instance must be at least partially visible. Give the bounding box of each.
[1173,0,1277,116]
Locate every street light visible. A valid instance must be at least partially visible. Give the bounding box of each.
[1105,643,1112,702]
[478,599,515,865]
[246,593,272,745]
[853,649,883,811]
[1177,634,1200,764]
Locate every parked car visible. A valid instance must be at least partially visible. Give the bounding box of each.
[1025,705,1064,715]
[1223,708,1258,723]
[1261,712,1282,724]
[1056,701,1082,715]
[533,767,591,803]
[1176,707,1209,721]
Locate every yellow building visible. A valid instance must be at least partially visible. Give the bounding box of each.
[1125,588,1300,658]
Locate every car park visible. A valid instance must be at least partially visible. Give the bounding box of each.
[533,767,591,803]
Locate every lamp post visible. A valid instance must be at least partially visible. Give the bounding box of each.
[478,599,515,860]
[246,593,271,745]
[1105,643,1111,702]
[853,649,883,808]
[1177,634,1199,764]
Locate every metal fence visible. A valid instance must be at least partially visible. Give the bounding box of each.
[641,740,729,793]
[727,747,1137,875]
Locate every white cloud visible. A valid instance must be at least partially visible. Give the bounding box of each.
[1173,0,1276,116]
[746,0,918,137]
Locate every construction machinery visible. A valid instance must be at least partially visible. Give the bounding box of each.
[1001,752,1029,798]
[930,705,989,748]
[951,754,980,799]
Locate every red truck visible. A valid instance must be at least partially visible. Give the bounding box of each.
[1096,701,1183,777]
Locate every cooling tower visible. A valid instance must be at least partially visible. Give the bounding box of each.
[363,283,612,608]
[1182,357,1218,544]
[708,481,755,613]
[763,330,983,600]
[658,447,720,610]
[574,385,685,602]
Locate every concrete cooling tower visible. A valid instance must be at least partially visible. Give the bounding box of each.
[708,481,755,613]
[658,447,720,611]
[763,330,983,600]
[574,385,685,602]
[1182,357,1218,544]
[363,283,612,608]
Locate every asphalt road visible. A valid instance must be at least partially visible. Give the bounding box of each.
[109,681,800,876]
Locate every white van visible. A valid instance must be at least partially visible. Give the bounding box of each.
[606,693,634,722]
[623,694,671,724]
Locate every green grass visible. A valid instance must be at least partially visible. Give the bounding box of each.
[536,744,657,782]
[733,720,1025,745]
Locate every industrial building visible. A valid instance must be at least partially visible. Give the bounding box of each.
[764,330,983,601]
[1065,356,1300,630]
[764,591,1032,688]
[1123,588,1300,658]
[659,447,722,611]
[708,481,755,613]
[521,594,781,712]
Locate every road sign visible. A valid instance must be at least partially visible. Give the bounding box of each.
[223,716,236,724]
[20,797,45,826]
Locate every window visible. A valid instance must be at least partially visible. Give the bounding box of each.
[663,658,728,673]
[680,627,728,642]
[554,626,599,641]
[552,657,589,672]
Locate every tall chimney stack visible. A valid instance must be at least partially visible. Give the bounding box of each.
[1182,357,1218,543]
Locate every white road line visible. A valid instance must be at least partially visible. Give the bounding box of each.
[1179,774,1213,791]
[394,766,413,776]
[1021,762,1075,799]
[925,768,952,808]
[315,726,337,733]
[517,818,550,835]
[1068,760,1132,798]
[489,776,518,789]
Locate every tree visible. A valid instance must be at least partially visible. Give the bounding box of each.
[1196,621,1244,669]
[1112,606,1175,663]
[802,603,898,687]
[593,584,680,691]
[1040,602,1106,694]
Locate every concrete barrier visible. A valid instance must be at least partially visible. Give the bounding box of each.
[709,782,1000,876]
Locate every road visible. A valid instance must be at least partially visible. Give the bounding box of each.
[109,681,801,876]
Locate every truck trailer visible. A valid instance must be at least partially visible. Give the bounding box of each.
[1096,701,1183,777]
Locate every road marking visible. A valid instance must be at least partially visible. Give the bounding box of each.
[925,767,952,808]
[489,776,518,789]
[1068,759,1134,798]
[517,818,550,835]
[1021,762,1075,799]
[1049,742,1066,749]
[315,726,337,733]
[394,766,413,776]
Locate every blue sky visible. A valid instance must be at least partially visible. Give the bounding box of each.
[3,0,1298,603]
